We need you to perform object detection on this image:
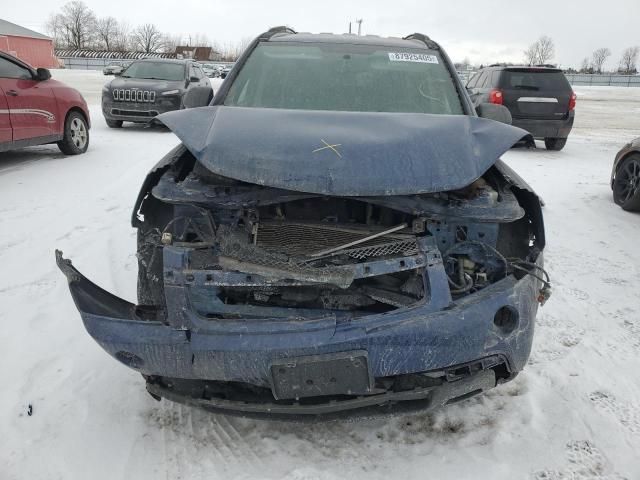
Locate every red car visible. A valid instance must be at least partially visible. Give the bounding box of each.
[0,51,90,155]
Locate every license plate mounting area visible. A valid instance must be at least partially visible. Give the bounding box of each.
[270,351,372,400]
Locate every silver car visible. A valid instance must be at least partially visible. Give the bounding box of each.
[103,63,126,75]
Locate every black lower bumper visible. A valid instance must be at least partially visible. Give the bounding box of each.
[512,112,574,139]
[145,359,504,420]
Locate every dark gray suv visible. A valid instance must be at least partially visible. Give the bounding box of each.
[101,59,212,127]
[467,66,576,151]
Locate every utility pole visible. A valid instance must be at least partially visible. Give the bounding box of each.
[349,22,352,34]
[356,19,363,36]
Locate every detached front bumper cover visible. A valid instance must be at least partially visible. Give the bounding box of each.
[56,245,541,418]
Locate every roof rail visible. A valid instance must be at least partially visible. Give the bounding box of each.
[403,33,438,50]
[260,26,297,40]
[535,64,558,68]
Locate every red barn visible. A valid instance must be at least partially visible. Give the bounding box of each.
[0,18,57,68]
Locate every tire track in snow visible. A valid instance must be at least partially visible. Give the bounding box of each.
[142,374,533,478]
[147,403,264,477]
[212,415,264,465]
[532,440,628,479]
[528,312,585,365]
[589,391,640,436]
[159,403,183,480]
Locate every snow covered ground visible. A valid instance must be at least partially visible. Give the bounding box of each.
[1,70,639,480]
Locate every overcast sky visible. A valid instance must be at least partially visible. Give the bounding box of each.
[4,0,639,68]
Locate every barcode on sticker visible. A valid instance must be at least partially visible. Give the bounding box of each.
[388,52,439,64]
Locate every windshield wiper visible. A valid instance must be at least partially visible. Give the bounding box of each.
[513,85,540,90]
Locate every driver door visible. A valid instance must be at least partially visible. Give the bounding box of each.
[0,56,58,141]
[0,85,11,145]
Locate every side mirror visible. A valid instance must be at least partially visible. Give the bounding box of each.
[476,103,512,125]
[36,68,51,81]
[189,76,200,83]
[220,72,227,79]
[182,86,214,109]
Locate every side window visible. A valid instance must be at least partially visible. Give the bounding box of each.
[484,71,494,88]
[0,57,32,80]
[466,73,479,88]
[476,71,488,89]
[491,71,500,86]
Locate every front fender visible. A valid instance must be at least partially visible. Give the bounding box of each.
[611,140,640,188]
[52,85,91,129]
[131,144,191,228]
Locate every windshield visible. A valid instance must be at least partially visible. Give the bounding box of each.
[224,43,464,114]
[500,70,571,91]
[121,61,184,81]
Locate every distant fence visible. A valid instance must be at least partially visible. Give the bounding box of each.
[55,50,180,70]
[57,56,233,71]
[57,57,128,70]
[565,74,640,87]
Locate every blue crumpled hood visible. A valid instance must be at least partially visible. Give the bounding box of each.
[158,106,529,196]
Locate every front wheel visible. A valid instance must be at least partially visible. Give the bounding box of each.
[57,111,89,155]
[613,154,640,211]
[544,137,567,151]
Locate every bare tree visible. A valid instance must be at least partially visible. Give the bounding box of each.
[96,16,118,51]
[619,46,639,74]
[210,40,223,58]
[161,34,182,53]
[45,13,68,47]
[592,47,611,73]
[58,1,97,49]
[535,36,555,64]
[132,24,164,53]
[189,33,212,47]
[580,57,589,71]
[523,43,537,65]
[112,21,131,51]
[523,36,555,65]
[220,37,252,61]
[580,57,592,74]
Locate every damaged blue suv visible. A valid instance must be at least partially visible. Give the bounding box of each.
[57,27,550,419]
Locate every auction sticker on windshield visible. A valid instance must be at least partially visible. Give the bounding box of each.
[388,52,439,63]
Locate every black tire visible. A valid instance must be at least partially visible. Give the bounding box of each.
[544,137,567,151]
[57,111,89,154]
[106,119,123,128]
[612,154,640,212]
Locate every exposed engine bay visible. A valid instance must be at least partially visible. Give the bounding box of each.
[136,147,549,320]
